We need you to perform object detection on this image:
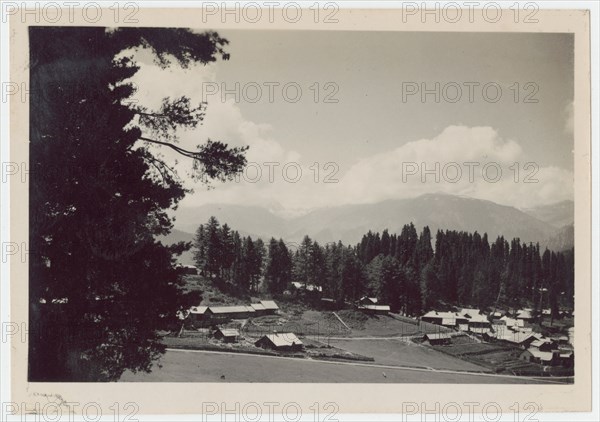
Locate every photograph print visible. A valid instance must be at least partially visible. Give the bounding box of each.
[29,26,576,384]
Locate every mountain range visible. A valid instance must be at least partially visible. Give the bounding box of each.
[166,194,574,260]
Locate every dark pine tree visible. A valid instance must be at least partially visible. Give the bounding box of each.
[29,27,247,381]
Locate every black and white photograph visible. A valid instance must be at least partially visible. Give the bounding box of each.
[2,3,596,419]
[27,24,579,384]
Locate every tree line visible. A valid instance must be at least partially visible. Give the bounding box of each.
[193,218,574,319]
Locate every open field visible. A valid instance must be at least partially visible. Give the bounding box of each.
[119,349,565,383]
[244,310,349,337]
[328,338,489,372]
[339,311,422,337]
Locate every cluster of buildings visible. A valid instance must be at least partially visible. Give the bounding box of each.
[184,300,280,323]
[180,299,305,353]
[420,307,546,334]
[420,307,574,367]
[212,328,304,352]
[518,335,573,367]
[421,308,493,333]
[488,312,574,367]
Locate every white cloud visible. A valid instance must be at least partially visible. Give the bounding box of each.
[125,49,302,200]
[126,52,573,214]
[333,125,573,209]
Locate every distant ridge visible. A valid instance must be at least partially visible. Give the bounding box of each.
[172,193,560,247]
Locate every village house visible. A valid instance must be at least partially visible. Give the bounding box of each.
[489,310,506,319]
[530,338,558,352]
[260,300,279,315]
[490,328,539,348]
[466,314,492,334]
[255,333,303,352]
[185,300,280,323]
[357,296,379,306]
[422,333,452,345]
[460,308,481,318]
[516,308,535,322]
[499,315,526,330]
[519,348,560,366]
[188,305,208,323]
[206,305,256,322]
[213,327,240,343]
[357,297,391,314]
[459,308,491,334]
[359,304,391,314]
[250,303,267,316]
[421,311,468,328]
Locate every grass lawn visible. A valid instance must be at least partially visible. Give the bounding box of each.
[119,349,555,383]
[328,338,490,372]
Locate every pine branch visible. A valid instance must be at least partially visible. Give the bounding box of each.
[139,136,198,160]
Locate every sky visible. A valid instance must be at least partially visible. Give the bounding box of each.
[128,30,574,216]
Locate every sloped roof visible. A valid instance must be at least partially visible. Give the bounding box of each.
[500,316,525,328]
[517,309,534,319]
[260,333,302,347]
[468,314,490,324]
[209,305,255,314]
[216,328,240,337]
[359,305,390,311]
[424,333,452,340]
[359,296,378,304]
[250,303,266,311]
[423,311,460,319]
[260,300,279,310]
[460,308,481,317]
[190,306,208,314]
[528,348,555,362]
[496,330,535,344]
